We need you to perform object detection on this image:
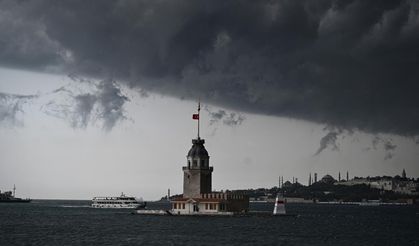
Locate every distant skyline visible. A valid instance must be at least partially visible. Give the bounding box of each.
[1,1,419,199]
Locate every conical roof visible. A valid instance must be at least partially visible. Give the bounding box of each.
[187,138,209,158]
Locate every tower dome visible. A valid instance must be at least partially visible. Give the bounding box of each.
[187,138,209,158]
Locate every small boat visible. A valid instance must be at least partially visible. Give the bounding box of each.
[91,192,144,209]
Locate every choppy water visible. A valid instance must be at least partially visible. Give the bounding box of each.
[1,200,418,245]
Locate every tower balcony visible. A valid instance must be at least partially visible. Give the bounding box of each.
[183,166,213,171]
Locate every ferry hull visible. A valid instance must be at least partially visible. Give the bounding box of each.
[0,199,31,203]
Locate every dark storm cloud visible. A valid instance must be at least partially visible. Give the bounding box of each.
[206,108,245,126]
[223,113,245,126]
[314,130,341,156]
[383,140,397,160]
[208,109,227,125]
[96,80,129,131]
[71,93,97,128]
[371,136,397,159]
[1,0,419,136]
[0,92,37,126]
[42,78,129,130]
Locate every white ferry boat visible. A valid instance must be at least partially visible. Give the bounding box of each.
[91,193,144,209]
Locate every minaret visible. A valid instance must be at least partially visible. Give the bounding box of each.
[183,101,213,198]
[338,172,341,182]
[309,173,312,186]
[314,173,318,183]
[346,171,349,181]
[402,169,406,179]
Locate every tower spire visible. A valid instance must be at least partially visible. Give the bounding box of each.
[192,99,201,139]
[198,99,200,139]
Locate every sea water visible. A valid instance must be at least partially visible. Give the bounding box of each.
[1,200,418,245]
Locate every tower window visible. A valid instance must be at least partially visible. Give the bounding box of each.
[193,160,197,167]
[188,161,191,168]
[200,160,205,167]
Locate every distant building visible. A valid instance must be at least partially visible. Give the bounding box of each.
[394,181,417,195]
[335,170,418,195]
[320,174,336,184]
[283,181,293,188]
[369,178,394,191]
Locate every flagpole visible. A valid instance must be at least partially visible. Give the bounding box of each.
[198,99,200,139]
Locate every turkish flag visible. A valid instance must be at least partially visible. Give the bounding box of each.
[192,114,199,120]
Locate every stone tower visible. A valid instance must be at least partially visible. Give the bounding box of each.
[182,100,213,198]
[183,138,213,198]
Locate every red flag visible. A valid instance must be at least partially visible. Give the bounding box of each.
[192,114,199,120]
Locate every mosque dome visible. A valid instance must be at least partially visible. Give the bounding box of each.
[187,138,209,158]
[320,174,336,184]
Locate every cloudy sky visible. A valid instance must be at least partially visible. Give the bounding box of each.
[1,0,418,200]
